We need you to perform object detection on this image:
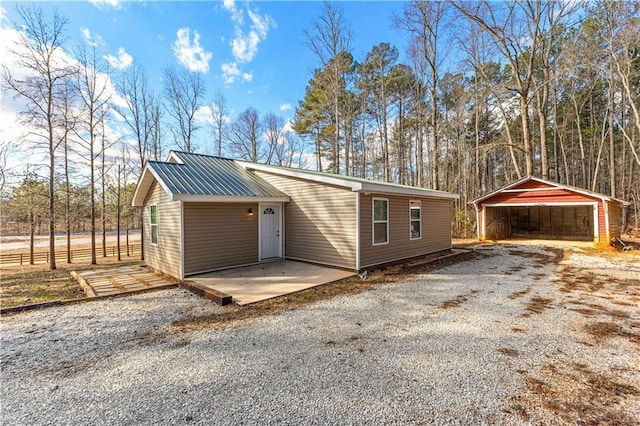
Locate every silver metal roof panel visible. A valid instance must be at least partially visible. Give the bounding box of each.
[147,152,287,198]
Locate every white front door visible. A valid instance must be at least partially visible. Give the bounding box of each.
[260,204,281,259]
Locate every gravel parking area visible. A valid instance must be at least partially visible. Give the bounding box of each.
[1,244,639,425]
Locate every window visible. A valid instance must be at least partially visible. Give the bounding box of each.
[410,200,421,240]
[150,204,158,245]
[373,198,389,245]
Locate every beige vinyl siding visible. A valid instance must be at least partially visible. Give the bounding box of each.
[254,171,357,269]
[360,194,452,268]
[143,181,182,279]
[183,203,259,275]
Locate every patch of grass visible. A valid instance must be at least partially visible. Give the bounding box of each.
[611,299,635,307]
[570,307,599,316]
[498,347,519,357]
[508,288,530,299]
[439,290,479,309]
[516,362,639,425]
[524,377,552,396]
[503,404,529,420]
[522,296,553,317]
[439,295,467,309]
[507,247,564,267]
[583,321,639,345]
[0,260,139,308]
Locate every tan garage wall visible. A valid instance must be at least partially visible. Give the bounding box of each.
[143,181,182,279]
[360,194,452,268]
[254,171,357,269]
[183,203,259,275]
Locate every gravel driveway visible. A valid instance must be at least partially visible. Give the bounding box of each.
[1,244,639,425]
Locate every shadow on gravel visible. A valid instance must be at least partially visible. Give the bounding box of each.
[160,250,482,335]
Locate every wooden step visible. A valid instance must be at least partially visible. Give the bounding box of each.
[180,281,233,306]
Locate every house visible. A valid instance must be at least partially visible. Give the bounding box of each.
[132,151,459,280]
[470,176,628,246]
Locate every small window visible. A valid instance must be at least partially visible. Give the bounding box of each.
[373,198,389,245]
[150,204,158,245]
[410,200,421,240]
[263,208,275,215]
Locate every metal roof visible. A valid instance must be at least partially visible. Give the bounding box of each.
[238,161,460,200]
[132,152,288,206]
[469,176,629,206]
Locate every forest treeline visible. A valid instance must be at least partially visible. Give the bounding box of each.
[1,1,639,269]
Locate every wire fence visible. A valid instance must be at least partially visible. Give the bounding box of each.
[0,244,141,266]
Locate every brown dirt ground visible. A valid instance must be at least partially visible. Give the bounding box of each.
[0,258,140,308]
[508,248,640,424]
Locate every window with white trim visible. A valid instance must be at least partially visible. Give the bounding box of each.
[410,200,421,240]
[373,198,389,245]
[150,204,158,245]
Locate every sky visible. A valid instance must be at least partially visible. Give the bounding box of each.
[1,0,412,170]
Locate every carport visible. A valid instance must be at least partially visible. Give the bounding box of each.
[471,177,627,246]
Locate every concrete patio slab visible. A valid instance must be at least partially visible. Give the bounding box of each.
[186,260,354,305]
[72,265,178,297]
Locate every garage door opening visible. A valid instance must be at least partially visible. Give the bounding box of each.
[484,205,594,241]
[471,177,627,247]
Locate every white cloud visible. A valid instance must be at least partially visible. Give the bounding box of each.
[194,105,214,126]
[103,47,132,70]
[222,0,244,24]
[279,103,291,112]
[81,28,104,47]
[223,3,274,64]
[172,27,212,73]
[0,6,7,22]
[89,0,122,10]
[221,62,253,84]
[221,61,240,84]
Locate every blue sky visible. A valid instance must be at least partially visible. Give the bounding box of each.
[3,1,409,122]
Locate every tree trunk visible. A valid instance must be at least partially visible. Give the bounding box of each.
[64,133,71,264]
[90,135,97,265]
[536,82,549,180]
[609,63,616,197]
[48,112,56,270]
[117,165,122,262]
[30,211,35,265]
[101,133,107,258]
[519,95,533,176]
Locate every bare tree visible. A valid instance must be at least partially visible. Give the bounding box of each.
[59,78,78,263]
[600,0,640,167]
[1,5,73,269]
[263,112,285,164]
[305,1,353,173]
[74,44,111,265]
[360,43,399,182]
[114,63,162,261]
[163,65,205,153]
[230,108,261,163]
[209,90,229,157]
[453,0,547,177]
[0,141,13,195]
[114,62,159,164]
[395,0,449,189]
